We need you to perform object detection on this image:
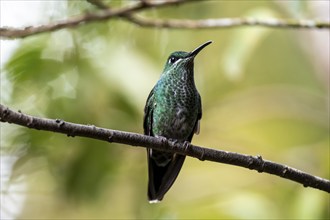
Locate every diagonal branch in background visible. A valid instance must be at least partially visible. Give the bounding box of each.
[89,0,330,30]
[1,104,329,193]
[0,0,188,39]
[1,0,329,39]
[124,15,330,29]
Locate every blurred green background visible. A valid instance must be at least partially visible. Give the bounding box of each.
[1,0,329,219]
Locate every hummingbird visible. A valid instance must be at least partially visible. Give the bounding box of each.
[143,41,212,202]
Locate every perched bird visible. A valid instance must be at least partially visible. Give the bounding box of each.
[143,41,212,202]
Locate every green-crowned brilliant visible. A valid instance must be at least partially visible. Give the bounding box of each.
[143,41,212,203]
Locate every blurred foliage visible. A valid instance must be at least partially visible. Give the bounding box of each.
[1,0,329,219]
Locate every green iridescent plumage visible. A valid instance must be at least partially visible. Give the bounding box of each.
[143,41,212,202]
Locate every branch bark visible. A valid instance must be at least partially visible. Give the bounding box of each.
[1,0,329,39]
[1,104,329,193]
[0,0,187,39]
[124,15,330,29]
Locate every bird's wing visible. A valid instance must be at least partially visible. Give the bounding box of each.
[192,92,202,138]
[143,88,154,136]
[144,87,186,202]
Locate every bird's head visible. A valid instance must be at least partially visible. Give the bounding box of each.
[162,41,212,75]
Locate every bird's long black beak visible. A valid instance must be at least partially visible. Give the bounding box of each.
[189,41,212,57]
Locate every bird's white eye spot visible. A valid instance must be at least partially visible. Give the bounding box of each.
[169,56,178,64]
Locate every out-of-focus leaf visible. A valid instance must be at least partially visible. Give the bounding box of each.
[5,36,59,83]
[62,143,119,201]
[48,67,79,99]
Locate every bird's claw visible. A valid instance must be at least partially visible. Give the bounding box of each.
[183,141,191,151]
[168,138,179,145]
[156,136,168,145]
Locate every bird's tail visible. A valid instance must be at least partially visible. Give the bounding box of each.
[147,148,186,202]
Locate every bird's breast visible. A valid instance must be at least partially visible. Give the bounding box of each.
[152,83,199,140]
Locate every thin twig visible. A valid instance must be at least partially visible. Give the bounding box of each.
[87,0,330,30]
[88,0,330,30]
[1,104,329,193]
[124,15,330,29]
[1,0,329,39]
[0,0,187,39]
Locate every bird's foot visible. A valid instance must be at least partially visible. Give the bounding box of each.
[183,141,191,152]
[155,136,180,149]
[155,135,168,143]
[168,138,179,145]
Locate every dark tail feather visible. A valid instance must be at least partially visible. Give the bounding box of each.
[147,149,186,202]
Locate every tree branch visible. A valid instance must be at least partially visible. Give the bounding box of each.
[124,15,330,29]
[0,0,188,39]
[1,0,329,39]
[1,104,329,193]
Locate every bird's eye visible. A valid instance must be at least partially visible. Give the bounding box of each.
[169,56,178,64]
